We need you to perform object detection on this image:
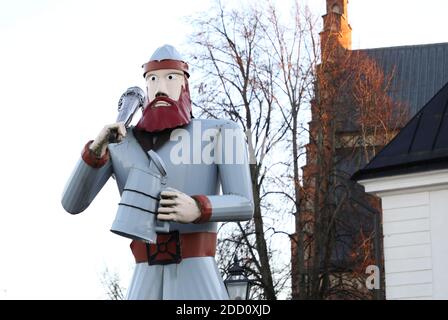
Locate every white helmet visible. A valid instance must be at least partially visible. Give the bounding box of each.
[142,44,189,78]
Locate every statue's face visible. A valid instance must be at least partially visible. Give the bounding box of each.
[137,67,191,133]
[145,68,185,108]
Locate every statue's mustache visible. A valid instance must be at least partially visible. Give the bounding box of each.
[148,96,177,108]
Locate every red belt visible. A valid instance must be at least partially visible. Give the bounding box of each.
[130,231,217,265]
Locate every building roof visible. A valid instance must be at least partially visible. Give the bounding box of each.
[352,80,448,181]
[357,42,448,117]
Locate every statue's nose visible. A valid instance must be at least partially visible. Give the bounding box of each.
[156,92,168,98]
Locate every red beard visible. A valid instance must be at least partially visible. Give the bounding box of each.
[136,83,192,133]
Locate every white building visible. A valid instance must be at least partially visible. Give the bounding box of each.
[354,81,448,300]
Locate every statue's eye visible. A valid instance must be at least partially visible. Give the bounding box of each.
[167,74,177,80]
[146,74,158,82]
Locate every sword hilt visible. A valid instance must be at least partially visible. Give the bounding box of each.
[116,86,146,128]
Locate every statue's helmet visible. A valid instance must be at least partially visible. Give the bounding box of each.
[142,44,190,79]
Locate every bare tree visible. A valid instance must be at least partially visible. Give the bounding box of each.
[189,0,408,300]
[257,1,321,300]
[101,267,125,300]
[297,39,409,299]
[188,0,296,299]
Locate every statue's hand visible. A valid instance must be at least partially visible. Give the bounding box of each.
[89,122,126,157]
[157,187,201,224]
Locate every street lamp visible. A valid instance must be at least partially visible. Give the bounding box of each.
[224,255,251,300]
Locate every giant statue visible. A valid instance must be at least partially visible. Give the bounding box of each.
[61,44,254,299]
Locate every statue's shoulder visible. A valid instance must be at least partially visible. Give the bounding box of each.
[192,118,242,131]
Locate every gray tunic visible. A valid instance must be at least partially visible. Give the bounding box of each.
[61,118,254,299]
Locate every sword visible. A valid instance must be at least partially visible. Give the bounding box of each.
[117,86,145,126]
[109,86,145,142]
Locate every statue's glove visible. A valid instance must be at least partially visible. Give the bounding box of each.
[157,187,201,224]
[89,122,126,157]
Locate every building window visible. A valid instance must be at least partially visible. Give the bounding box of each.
[332,4,341,14]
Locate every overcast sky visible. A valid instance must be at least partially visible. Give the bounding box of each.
[0,0,447,299]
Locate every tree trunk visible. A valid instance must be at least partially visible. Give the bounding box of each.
[291,108,307,300]
[250,164,276,300]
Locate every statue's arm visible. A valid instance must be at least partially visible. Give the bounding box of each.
[193,122,254,223]
[61,141,113,214]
